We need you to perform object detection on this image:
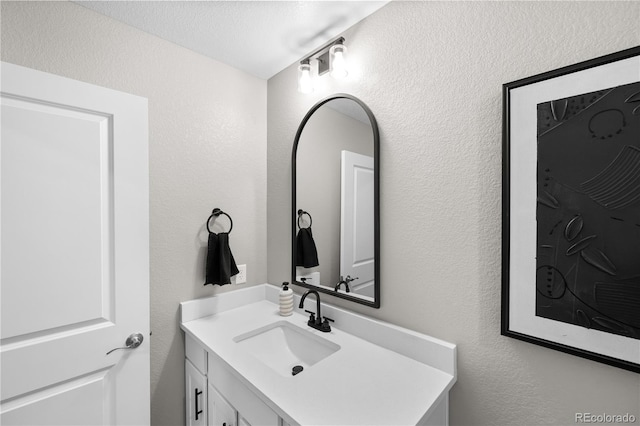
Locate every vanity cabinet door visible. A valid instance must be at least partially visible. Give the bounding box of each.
[208,353,280,426]
[186,360,207,426]
[208,382,237,426]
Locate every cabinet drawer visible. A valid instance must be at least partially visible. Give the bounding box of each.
[208,353,279,426]
[185,334,207,375]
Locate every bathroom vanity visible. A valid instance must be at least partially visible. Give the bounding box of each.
[180,284,456,426]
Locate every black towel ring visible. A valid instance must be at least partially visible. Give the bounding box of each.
[297,209,312,229]
[207,208,233,234]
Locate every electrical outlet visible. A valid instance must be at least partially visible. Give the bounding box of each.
[234,264,247,284]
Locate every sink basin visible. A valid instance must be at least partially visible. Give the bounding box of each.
[233,321,340,377]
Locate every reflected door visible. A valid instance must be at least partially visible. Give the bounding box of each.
[340,150,375,298]
[0,62,149,425]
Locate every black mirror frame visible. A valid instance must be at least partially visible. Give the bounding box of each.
[291,93,380,308]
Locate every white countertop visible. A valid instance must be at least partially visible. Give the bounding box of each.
[181,284,456,425]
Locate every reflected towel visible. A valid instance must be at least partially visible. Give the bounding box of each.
[296,227,319,268]
[205,232,239,286]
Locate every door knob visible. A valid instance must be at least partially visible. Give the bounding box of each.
[106,333,144,355]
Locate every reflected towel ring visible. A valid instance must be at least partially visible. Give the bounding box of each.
[206,208,233,234]
[297,209,312,229]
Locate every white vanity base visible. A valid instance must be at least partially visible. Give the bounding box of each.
[181,284,456,426]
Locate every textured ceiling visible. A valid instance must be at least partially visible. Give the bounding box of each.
[74,1,388,79]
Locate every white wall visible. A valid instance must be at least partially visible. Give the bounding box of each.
[0,2,267,425]
[267,2,640,425]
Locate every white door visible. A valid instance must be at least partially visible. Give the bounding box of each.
[340,151,375,298]
[0,62,149,425]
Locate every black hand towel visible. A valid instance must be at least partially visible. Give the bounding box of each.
[296,227,319,268]
[205,232,239,286]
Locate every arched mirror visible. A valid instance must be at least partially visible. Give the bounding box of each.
[292,94,380,308]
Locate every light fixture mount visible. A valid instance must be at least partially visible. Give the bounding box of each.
[316,50,331,76]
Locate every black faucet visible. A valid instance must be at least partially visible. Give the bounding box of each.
[298,290,333,332]
[335,275,358,293]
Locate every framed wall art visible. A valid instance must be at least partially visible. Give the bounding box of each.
[502,46,640,373]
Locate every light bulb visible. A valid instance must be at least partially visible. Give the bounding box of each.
[298,62,313,94]
[330,43,348,79]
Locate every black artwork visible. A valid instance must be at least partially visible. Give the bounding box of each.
[536,81,640,340]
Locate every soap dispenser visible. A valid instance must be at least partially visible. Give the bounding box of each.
[279,282,293,316]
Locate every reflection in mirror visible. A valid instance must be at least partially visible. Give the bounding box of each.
[292,94,379,308]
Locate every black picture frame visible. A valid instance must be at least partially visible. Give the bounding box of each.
[502,46,640,373]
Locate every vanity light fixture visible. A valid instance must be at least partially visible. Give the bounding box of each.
[329,41,348,79]
[297,37,349,93]
[297,60,314,94]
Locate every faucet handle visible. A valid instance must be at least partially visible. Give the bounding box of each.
[304,310,316,322]
[321,316,334,331]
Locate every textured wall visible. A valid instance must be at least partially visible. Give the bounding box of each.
[1,2,267,425]
[267,2,640,425]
